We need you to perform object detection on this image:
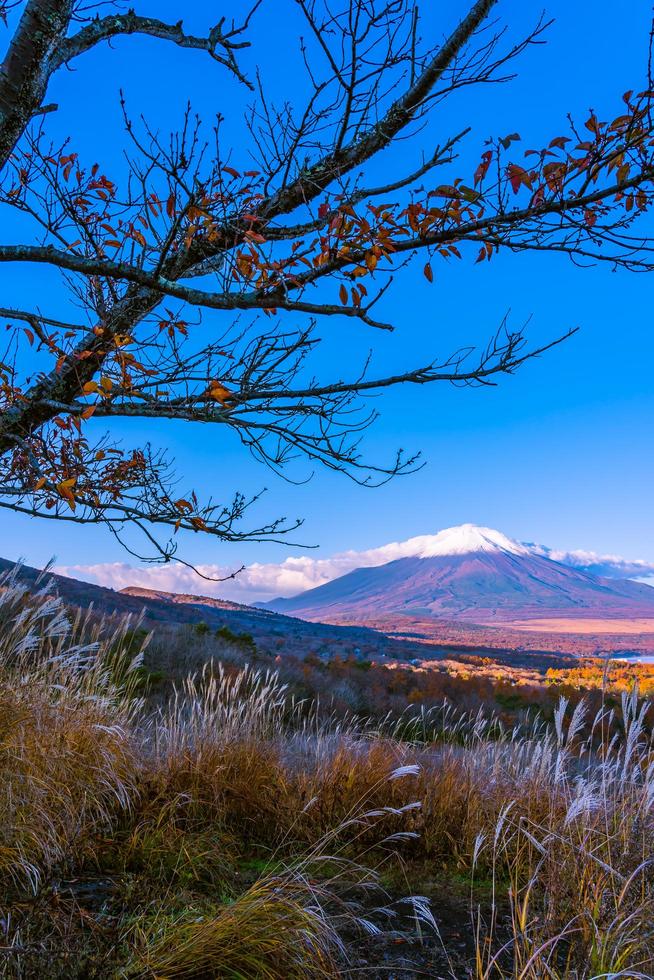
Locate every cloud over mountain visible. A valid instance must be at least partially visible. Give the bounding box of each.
[56,528,654,605]
[525,545,654,581]
[55,535,445,604]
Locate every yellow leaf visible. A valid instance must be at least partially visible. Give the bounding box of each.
[209,382,234,405]
[56,478,77,510]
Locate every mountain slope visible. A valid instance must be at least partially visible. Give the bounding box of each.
[0,557,277,626]
[264,525,654,623]
[0,557,403,659]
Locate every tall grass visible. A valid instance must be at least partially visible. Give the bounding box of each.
[0,567,143,892]
[145,659,654,974]
[469,690,654,978]
[0,571,653,976]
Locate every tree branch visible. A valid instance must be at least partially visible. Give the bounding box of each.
[0,243,394,327]
[55,323,577,424]
[251,0,499,222]
[52,10,258,89]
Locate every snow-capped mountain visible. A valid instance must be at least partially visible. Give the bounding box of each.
[264,524,654,623]
[397,524,530,558]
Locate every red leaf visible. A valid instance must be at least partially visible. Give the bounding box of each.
[585,112,599,134]
[474,150,493,185]
[507,164,532,194]
[531,184,545,207]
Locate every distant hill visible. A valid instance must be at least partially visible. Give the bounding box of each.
[0,556,270,627]
[120,586,265,615]
[263,524,654,624]
[0,557,413,661]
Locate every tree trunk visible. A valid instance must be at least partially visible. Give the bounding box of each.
[0,0,73,167]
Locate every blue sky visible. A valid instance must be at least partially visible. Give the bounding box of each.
[1,1,654,595]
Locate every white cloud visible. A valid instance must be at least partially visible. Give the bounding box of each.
[55,527,654,606]
[526,544,654,580]
[55,533,454,604]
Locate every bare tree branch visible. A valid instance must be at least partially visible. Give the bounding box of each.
[52,8,259,88]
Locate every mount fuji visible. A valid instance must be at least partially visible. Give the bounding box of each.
[263,525,654,624]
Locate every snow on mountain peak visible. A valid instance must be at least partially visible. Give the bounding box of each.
[412,524,530,558]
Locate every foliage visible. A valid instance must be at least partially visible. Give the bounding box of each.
[547,657,654,695]
[216,624,257,652]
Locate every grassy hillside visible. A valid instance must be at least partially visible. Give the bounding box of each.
[0,566,653,978]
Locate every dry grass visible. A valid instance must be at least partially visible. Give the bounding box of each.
[125,872,344,979]
[0,568,143,892]
[0,571,653,977]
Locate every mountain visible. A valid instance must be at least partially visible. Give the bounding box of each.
[263,524,654,623]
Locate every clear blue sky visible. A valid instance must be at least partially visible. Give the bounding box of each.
[1,0,653,576]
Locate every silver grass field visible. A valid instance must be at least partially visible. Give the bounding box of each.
[0,569,652,978]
